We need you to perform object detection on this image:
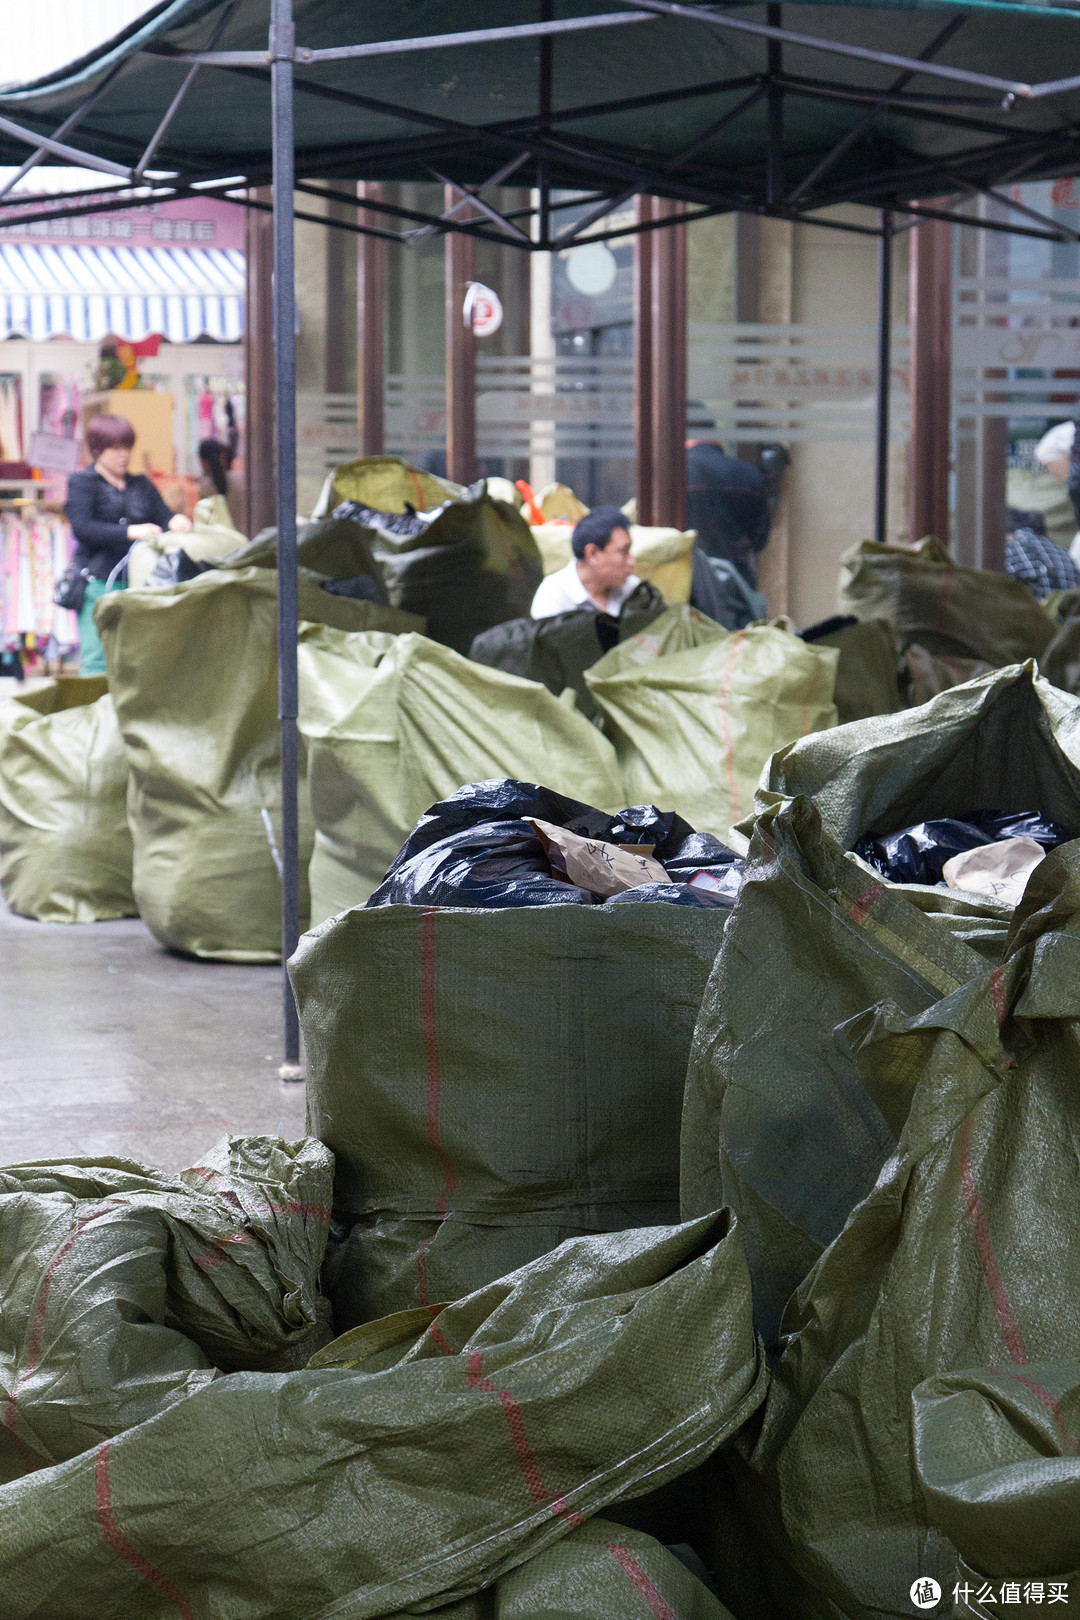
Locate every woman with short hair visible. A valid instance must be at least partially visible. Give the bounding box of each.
[65,413,192,675]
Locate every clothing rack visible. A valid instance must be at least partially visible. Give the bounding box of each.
[0,503,79,673]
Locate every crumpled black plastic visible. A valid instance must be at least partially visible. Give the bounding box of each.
[366,778,742,909]
[854,809,1073,886]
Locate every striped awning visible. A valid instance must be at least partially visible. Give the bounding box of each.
[0,242,244,343]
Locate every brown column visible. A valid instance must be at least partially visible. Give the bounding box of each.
[244,186,276,536]
[444,192,477,484]
[633,195,656,523]
[356,181,385,457]
[908,214,952,545]
[650,198,688,529]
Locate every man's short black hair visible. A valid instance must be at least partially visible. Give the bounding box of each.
[571,505,630,559]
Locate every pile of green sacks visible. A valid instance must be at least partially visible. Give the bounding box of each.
[297,606,838,919]
[682,662,1080,1614]
[0,1177,762,1618]
[4,666,1080,1610]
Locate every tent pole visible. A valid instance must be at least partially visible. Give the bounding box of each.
[270,0,302,1076]
[874,209,894,547]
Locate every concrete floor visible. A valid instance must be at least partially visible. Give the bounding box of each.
[0,897,307,1172]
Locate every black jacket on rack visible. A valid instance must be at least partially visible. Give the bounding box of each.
[66,468,175,580]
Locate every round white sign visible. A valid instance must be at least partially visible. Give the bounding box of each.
[463,281,503,337]
[563,241,618,297]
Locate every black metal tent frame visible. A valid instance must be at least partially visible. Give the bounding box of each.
[5,0,1080,1068]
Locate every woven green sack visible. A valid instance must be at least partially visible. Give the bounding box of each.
[96,568,418,961]
[686,666,1080,1345]
[0,676,134,923]
[292,901,728,1324]
[0,1135,332,1483]
[723,828,1080,1616]
[804,616,902,722]
[0,1213,765,1620]
[838,537,1054,665]
[401,1517,736,1619]
[220,514,393,599]
[331,453,461,512]
[467,585,674,721]
[359,493,545,656]
[296,628,622,922]
[585,621,837,839]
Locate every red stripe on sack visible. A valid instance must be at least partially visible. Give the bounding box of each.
[716,630,747,821]
[607,1544,678,1620]
[94,1443,193,1619]
[960,1115,1029,1364]
[849,881,885,924]
[1009,1372,1080,1456]
[990,967,1008,1029]
[3,1205,114,1472]
[465,1350,582,1521]
[408,468,427,511]
[418,906,455,1306]
[427,1320,457,1357]
[185,1167,330,1223]
[988,967,1016,1068]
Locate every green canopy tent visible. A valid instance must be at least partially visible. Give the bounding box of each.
[5,0,1080,1067]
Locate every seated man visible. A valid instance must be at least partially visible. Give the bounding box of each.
[530,506,640,618]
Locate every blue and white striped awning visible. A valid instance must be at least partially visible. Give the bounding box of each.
[0,242,244,343]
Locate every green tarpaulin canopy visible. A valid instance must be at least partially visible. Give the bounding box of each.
[3,0,1080,232]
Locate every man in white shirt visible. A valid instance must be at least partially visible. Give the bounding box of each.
[530,506,641,618]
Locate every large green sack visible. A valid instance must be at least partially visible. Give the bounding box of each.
[802,615,902,722]
[296,627,622,922]
[221,513,391,602]
[96,568,419,961]
[293,902,729,1325]
[0,1134,332,1482]
[342,492,545,656]
[722,829,1080,1616]
[1039,585,1080,697]
[685,666,1080,1344]
[0,676,135,923]
[0,1213,766,1620]
[331,452,461,512]
[467,583,672,721]
[839,536,1055,665]
[417,1517,736,1619]
[913,1365,1080,1611]
[900,640,995,706]
[585,621,838,839]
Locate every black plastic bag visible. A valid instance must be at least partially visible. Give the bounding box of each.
[854,808,1073,886]
[367,778,743,909]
